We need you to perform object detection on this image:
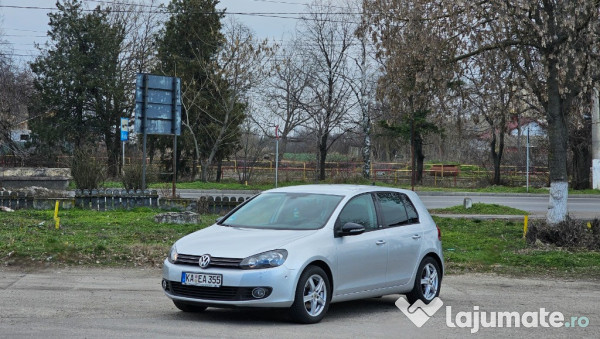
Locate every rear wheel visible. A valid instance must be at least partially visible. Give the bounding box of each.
[406,256,441,304]
[289,266,331,324]
[173,301,207,313]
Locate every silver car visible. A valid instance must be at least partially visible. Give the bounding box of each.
[162,185,443,323]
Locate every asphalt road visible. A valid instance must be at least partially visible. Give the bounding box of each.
[418,193,600,219]
[0,268,598,339]
[174,189,600,219]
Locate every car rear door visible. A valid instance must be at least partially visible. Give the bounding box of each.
[375,192,423,287]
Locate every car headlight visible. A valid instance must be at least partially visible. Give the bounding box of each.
[240,249,288,269]
[168,245,178,264]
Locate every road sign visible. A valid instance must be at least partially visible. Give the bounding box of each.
[134,74,181,136]
[133,73,182,191]
[120,117,129,141]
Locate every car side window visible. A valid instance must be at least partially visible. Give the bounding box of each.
[376,192,419,227]
[337,194,378,231]
[401,195,419,221]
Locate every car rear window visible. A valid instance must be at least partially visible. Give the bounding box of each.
[376,192,419,227]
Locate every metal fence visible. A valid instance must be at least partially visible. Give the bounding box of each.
[0,154,550,188]
[215,160,550,188]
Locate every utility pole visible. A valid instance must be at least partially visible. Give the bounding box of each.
[526,128,530,192]
[410,110,415,192]
[592,87,600,189]
[275,125,279,188]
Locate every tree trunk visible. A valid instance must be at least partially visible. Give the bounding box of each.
[318,133,328,181]
[182,122,200,181]
[490,116,505,185]
[216,159,223,182]
[200,159,208,182]
[105,131,120,178]
[546,58,569,224]
[362,130,371,179]
[570,124,591,190]
[414,132,425,184]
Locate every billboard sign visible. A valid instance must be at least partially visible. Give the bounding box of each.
[134,73,181,136]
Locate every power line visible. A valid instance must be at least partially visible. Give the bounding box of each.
[3,28,46,33]
[248,0,308,5]
[0,4,362,16]
[83,0,165,9]
[2,34,47,38]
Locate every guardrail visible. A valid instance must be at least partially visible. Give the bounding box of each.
[0,189,250,215]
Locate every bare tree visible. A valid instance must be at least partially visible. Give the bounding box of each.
[196,19,274,181]
[298,0,357,181]
[107,0,163,175]
[352,0,378,179]
[462,50,528,185]
[235,114,269,183]
[253,41,310,161]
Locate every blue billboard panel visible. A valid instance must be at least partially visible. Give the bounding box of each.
[134,74,182,136]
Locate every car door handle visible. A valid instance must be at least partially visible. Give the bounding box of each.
[412,234,421,239]
[375,240,386,245]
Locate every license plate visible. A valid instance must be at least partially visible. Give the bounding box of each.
[182,272,222,287]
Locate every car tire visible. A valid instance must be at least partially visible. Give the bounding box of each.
[406,256,441,305]
[288,266,331,324]
[173,301,207,313]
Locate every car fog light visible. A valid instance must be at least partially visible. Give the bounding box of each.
[252,287,267,299]
[162,279,167,290]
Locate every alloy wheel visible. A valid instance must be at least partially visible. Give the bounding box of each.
[302,274,327,317]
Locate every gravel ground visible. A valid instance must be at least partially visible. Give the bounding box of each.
[0,267,598,339]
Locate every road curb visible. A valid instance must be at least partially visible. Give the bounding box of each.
[416,191,600,198]
[431,214,539,220]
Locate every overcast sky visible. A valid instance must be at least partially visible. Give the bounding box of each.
[0,0,312,66]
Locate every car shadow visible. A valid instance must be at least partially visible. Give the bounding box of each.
[164,295,401,324]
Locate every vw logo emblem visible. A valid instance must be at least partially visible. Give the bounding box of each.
[199,254,211,268]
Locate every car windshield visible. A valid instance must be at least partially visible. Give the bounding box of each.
[221,192,344,230]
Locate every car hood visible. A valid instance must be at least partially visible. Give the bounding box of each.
[175,224,318,258]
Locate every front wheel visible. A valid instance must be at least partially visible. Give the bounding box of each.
[406,256,441,304]
[289,266,331,324]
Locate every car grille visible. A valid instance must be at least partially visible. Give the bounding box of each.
[175,254,243,268]
[167,281,272,301]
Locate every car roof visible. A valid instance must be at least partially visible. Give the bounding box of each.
[264,184,411,198]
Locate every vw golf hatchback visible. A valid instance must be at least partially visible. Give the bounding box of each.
[162,185,443,323]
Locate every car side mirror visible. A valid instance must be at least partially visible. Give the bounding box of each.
[337,222,365,237]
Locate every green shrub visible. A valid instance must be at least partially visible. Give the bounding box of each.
[71,147,106,189]
[122,162,157,190]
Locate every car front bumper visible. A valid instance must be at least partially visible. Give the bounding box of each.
[162,259,297,308]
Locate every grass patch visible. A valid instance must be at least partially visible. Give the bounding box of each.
[3,209,599,279]
[430,203,528,215]
[413,185,550,194]
[437,217,600,278]
[0,208,214,268]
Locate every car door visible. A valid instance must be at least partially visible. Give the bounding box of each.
[375,192,423,287]
[334,193,389,295]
